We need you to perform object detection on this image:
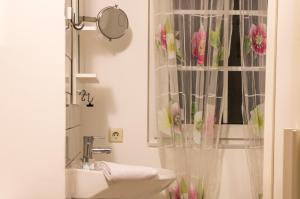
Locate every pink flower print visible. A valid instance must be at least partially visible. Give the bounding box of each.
[192,26,206,65]
[249,23,267,55]
[188,183,197,199]
[169,183,181,199]
[160,24,167,50]
[170,102,182,133]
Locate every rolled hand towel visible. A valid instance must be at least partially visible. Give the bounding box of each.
[96,161,158,182]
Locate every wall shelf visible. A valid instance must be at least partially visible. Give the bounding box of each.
[76,73,99,83]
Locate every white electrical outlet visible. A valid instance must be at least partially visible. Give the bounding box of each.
[109,128,123,143]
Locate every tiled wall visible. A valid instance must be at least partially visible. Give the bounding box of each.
[65,0,82,167]
[66,104,82,167]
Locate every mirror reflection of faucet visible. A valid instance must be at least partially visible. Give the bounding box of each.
[78,89,94,107]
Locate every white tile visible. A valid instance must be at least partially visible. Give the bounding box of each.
[65,57,71,93]
[66,127,81,164]
[66,106,71,129]
[70,105,81,127]
[66,94,71,106]
[66,105,81,129]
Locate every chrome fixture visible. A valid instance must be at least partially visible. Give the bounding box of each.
[66,3,129,40]
[82,136,112,163]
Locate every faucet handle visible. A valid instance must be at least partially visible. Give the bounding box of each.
[92,136,106,140]
[83,136,109,163]
[92,147,112,154]
[84,136,106,140]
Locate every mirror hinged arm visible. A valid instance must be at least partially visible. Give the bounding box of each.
[67,16,97,31]
[65,6,86,30]
[70,13,84,30]
[81,16,97,23]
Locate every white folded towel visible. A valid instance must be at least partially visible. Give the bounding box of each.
[96,161,158,182]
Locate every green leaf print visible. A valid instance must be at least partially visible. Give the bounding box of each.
[218,47,224,61]
[244,36,251,54]
[180,178,188,194]
[197,179,205,199]
[212,55,219,67]
[209,29,221,48]
[165,18,172,33]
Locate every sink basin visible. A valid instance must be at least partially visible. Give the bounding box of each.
[66,163,176,199]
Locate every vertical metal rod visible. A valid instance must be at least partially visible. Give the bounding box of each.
[70,0,74,102]
[75,0,80,24]
[77,34,81,73]
[75,0,81,73]
[222,0,230,123]
[70,0,81,104]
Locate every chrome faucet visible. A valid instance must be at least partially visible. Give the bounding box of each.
[82,136,112,163]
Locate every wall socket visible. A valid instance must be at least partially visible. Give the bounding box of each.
[109,128,123,143]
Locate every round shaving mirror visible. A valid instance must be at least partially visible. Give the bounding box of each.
[97,6,129,40]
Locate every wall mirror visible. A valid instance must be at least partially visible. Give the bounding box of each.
[97,6,129,40]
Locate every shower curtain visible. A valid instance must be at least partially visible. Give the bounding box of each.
[240,1,267,199]
[152,0,267,198]
[153,1,233,198]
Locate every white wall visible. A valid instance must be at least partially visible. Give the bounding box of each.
[273,0,300,198]
[0,1,65,199]
[81,0,161,167]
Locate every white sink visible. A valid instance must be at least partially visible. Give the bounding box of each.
[66,163,176,199]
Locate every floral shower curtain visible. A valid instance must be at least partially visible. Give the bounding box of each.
[240,1,267,199]
[152,0,267,198]
[153,0,233,199]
